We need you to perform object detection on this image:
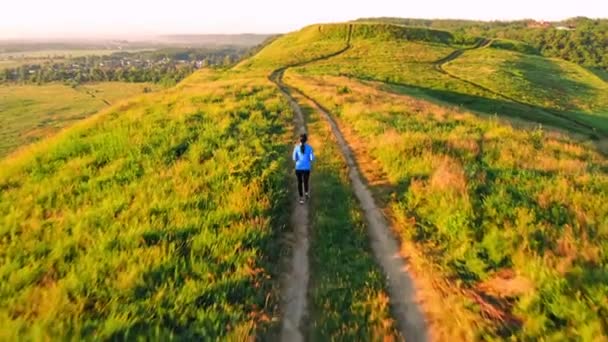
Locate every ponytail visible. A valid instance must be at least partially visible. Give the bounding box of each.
[299,133,307,154]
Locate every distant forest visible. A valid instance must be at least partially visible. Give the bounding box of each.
[356,17,608,71]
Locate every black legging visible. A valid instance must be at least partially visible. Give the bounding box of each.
[295,170,310,197]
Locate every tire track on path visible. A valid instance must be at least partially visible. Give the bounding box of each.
[289,83,429,342]
[273,69,310,342]
[271,24,429,342]
[268,25,352,342]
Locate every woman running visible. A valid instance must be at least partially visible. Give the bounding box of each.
[292,133,315,204]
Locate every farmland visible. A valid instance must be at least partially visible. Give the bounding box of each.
[0,50,139,72]
[0,82,160,157]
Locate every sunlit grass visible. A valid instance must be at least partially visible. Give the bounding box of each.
[285,72,608,340]
[0,70,291,339]
[0,82,161,157]
[444,47,608,120]
[237,24,351,70]
[295,96,399,340]
[294,26,608,136]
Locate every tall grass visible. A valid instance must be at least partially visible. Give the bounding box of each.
[0,71,291,339]
[285,72,608,340]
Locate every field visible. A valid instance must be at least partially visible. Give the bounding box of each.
[0,50,140,71]
[284,71,608,340]
[0,82,160,157]
[1,20,608,340]
[0,70,291,339]
[0,60,36,70]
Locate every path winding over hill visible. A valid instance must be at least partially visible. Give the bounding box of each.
[267,25,353,342]
[434,38,603,137]
[270,69,311,342]
[433,37,492,66]
[270,25,429,341]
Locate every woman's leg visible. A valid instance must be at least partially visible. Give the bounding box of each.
[296,170,304,197]
[303,170,310,195]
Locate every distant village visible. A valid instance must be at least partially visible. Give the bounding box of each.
[1,48,247,84]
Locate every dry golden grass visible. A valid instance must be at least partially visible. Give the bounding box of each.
[429,157,468,195]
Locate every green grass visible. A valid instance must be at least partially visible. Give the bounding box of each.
[2,20,608,340]
[0,82,160,157]
[295,95,398,340]
[0,71,291,339]
[444,47,608,130]
[285,73,608,341]
[288,24,608,137]
[237,24,351,71]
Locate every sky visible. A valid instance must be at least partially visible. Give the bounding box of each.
[2,0,607,39]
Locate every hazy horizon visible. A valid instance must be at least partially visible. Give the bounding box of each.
[3,0,608,39]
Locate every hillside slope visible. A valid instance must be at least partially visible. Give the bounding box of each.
[0,82,160,157]
[1,21,608,341]
[265,22,608,340]
[238,24,351,70]
[0,70,292,339]
[290,23,608,137]
[444,46,608,130]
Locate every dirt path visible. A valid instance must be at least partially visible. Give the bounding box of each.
[290,84,429,342]
[268,26,353,342]
[433,38,492,66]
[273,69,310,342]
[270,25,428,341]
[75,86,112,106]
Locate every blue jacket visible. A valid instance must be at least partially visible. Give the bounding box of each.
[293,144,315,170]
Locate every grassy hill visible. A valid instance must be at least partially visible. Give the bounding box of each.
[272,22,608,340]
[285,71,608,340]
[1,21,607,340]
[444,46,608,131]
[0,71,292,339]
[293,23,608,137]
[355,17,608,71]
[239,24,351,70]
